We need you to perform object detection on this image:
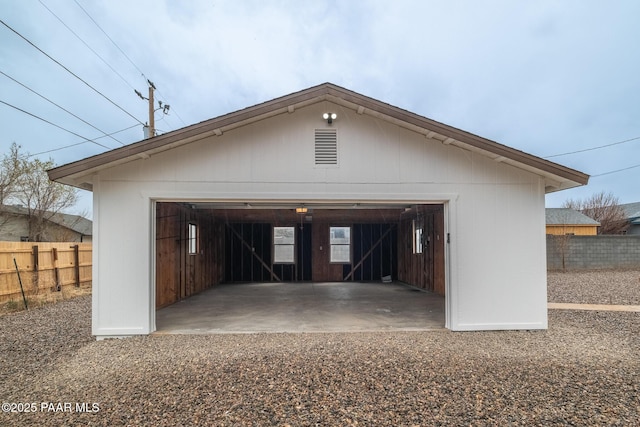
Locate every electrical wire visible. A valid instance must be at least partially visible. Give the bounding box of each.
[154,89,188,127]
[0,69,126,146]
[591,163,640,178]
[0,19,145,126]
[41,0,190,131]
[73,0,188,127]
[73,0,145,79]
[0,98,112,150]
[29,124,139,157]
[543,133,640,177]
[544,135,640,158]
[156,96,188,127]
[38,0,137,92]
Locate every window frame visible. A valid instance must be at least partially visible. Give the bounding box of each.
[413,218,424,254]
[329,225,351,264]
[187,222,198,255]
[273,226,296,264]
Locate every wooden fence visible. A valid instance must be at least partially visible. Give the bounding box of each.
[0,242,92,303]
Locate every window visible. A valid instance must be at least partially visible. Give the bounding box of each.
[187,223,198,255]
[413,218,423,254]
[329,226,351,263]
[273,226,295,264]
[315,129,337,165]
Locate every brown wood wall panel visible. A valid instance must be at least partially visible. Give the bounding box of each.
[432,208,445,295]
[397,205,445,296]
[155,203,224,309]
[155,203,180,308]
[312,222,344,282]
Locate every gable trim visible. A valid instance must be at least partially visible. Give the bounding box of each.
[48,82,589,191]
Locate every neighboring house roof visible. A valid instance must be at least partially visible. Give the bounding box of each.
[619,202,640,224]
[48,211,93,236]
[545,208,600,226]
[0,205,92,236]
[48,82,589,193]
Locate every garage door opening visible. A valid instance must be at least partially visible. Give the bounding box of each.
[155,202,446,332]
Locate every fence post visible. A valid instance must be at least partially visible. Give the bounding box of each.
[32,245,39,288]
[52,247,60,292]
[73,245,80,287]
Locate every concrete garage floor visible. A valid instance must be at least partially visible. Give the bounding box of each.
[155,282,445,334]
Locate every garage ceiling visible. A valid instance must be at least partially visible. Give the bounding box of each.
[172,202,444,223]
[202,208,407,224]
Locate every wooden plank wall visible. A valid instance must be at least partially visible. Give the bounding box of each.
[224,222,397,283]
[311,222,344,282]
[347,224,397,281]
[397,205,445,295]
[224,223,274,282]
[0,242,92,303]
[155,203,224,309]
[432,206,445,295]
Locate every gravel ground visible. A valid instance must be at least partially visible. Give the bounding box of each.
[548,269,640,305]
[0,271,638,426]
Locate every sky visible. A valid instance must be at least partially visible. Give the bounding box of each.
[1,0,639,218]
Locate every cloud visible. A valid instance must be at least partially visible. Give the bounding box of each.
[1,0,639,213]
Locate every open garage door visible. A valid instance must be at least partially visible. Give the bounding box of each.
[155,202,445,310]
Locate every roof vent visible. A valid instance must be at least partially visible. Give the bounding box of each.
[315,129,337,165]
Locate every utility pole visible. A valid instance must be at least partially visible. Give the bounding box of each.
[135,80,169,139]
[135,80,157,139]
[147,80,156,138]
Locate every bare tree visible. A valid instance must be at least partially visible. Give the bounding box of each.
[13,157,78,242]
[0,143,26,206]
[0,143,28,229]
[563,191,629,235]
[550,210,574,271]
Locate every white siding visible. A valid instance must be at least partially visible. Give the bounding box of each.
[92,101,548,336]
[92,177,152,337]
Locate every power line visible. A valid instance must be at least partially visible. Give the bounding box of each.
[591,163,640,178]
[0,18,145,126]
[0,69,125,146]
[0,98,112,150]
[29,124,139,157]
[544,135,640,158]
[73,0,145,78]
[31,141,87,157]
[38,0,137,92]
[73,0,188,127]
[155,89,187,127]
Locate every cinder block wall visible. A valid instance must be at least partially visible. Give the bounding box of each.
[547,235,640,270]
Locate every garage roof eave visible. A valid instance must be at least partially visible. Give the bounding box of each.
[47,82,589,188]
[545,179,586,194]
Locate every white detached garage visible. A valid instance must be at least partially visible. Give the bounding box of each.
[49,83,588,338]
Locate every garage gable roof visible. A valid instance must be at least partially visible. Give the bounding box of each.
[48,82,588,192]
[545,208,600,226]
